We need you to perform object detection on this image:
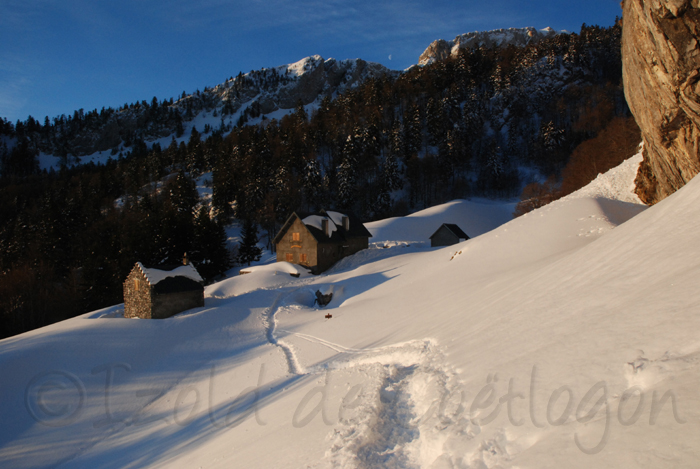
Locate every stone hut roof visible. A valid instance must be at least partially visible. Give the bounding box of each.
[136,262,203,286]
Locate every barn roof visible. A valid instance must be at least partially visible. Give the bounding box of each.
[429,223,470,240]
[136,262,203,286]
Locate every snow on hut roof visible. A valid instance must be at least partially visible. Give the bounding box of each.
[325,211,348,227]
[137,262,203,285]
[302,214,338,236]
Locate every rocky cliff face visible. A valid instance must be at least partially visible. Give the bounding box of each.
[622,0,700,204]
[418,27,559,66]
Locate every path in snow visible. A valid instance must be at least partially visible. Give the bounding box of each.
[266,300,487,468]
[262,290,306,375]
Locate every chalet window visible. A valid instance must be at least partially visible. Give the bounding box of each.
[300,254,307,264]
[134,278,141,291]
[292,232,300,241]
[286,253,294,262]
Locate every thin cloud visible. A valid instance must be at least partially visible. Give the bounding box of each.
[0,76,29,121]
[135,0,514,38]
[233,0,522,46]
[0,51,43,119]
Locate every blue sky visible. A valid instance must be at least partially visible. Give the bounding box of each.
[1,0,622,123]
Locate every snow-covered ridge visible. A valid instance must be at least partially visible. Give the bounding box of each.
[419,26,565,65]
[283,55,327,78]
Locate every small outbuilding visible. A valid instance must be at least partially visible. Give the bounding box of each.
[273,209,372,274]
[123,262,204,319]
[429,223,470,247]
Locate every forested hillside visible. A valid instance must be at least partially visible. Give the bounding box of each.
[0,22,632,339]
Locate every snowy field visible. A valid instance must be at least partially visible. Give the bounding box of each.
[2,151,700,468]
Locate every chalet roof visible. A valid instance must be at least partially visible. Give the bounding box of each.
[429,223,470,240]
[136,262,203,286]
[273,210,372,245]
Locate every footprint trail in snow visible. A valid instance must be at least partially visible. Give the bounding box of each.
[262,290,493,468]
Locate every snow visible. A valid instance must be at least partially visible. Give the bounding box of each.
[325,211,348,228]
[565,149,644,204]
[137,262,203,285]
[302,215,337,236]
[367,198,516,243]
[285,55,324,78]
[207,262,312,300]
[238,262,311,277]
[5,150,700,467]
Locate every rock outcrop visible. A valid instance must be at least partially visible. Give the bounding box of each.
[622,0,700,204]
[419,27,559,66]
[256,56,392,114]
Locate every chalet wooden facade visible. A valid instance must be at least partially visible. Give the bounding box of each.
[123,262,204,319]
[273,210,372,274]
[429,223,470,247]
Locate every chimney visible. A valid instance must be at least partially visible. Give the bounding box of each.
[342,216,349,231]
[322,219,329,237]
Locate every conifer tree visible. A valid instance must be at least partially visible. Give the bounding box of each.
[237,218,262,266]
[404,105,422,157]
[302,158,323,210]
[337,134,359,209]
[382,152,402,192]
[426,98,446,146]
[175,112,184,138]
[192,207,231,279]
[168,170,198,215]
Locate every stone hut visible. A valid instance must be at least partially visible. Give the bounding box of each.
[273,210,372,274]
[123,262,204,319]
[429,223,470,247]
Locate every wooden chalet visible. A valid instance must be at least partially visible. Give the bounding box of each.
[273,210,372,274]
[123,261,204,319]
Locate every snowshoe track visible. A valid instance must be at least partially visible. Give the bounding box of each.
[264,289,504,467]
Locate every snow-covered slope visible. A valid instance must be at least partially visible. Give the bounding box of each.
[4,151,700,468]
[366,198,516,244]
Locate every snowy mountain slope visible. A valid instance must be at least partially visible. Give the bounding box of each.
[4,151,700,468]
[34,55,394,168]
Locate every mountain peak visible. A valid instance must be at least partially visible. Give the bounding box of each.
[418,26,564,66]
